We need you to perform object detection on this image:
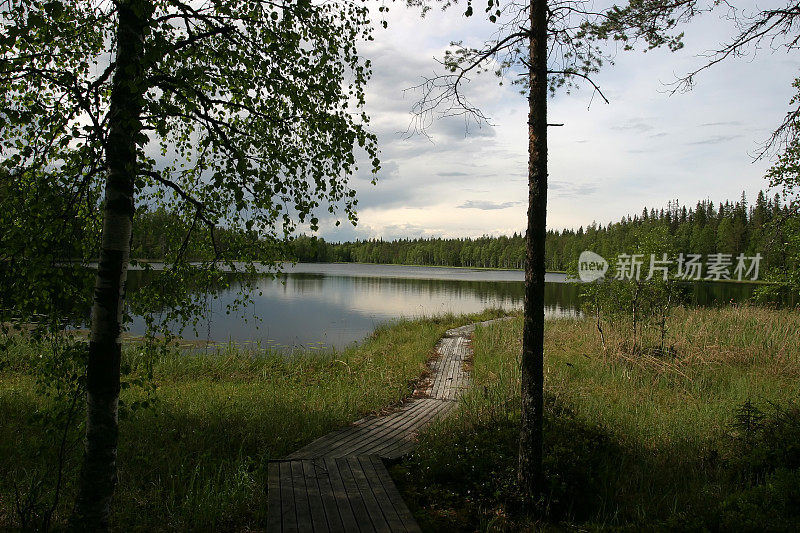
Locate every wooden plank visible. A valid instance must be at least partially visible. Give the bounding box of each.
[344,456,391,532]
[289,405,413,459]
[289,424,374,459]
[445,357,457,399]
[267,318,513,531]
[310,458,346,533]
[291,327,472,457]
[290,460,313,533]
[302,459,329,532]
[357,456,406,532]
[324,457,360,533]
[288,423,370,459]
[368,456,422,533]
[278,461,298,533]
[334,456,374,530]
[368,401,453,458]
[288,409,399,458]
[371,402,455,457]
[298,416,405,460]
[339,401,441,458]
[320,402,428,458]
[267,462,283,532]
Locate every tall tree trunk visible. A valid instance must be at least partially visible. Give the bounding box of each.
[72,1,149,529]
[518,0,548,503]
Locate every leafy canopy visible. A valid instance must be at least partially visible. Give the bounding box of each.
[1,0,381,330]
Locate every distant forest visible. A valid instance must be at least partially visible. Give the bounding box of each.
[133,190,794,275]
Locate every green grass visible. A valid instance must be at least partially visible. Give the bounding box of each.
[394,306,800,531]
[5,305,799,531]
[0,309,505,531]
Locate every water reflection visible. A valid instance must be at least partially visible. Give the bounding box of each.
[122,263,763,353]
[127,265,578,351]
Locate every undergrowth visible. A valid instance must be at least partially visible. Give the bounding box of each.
[395,307,800,531]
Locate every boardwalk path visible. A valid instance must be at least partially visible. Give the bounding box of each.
[266,320,500,532]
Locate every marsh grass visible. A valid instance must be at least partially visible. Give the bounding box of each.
[395,306,800,531]
[0,309,505,531]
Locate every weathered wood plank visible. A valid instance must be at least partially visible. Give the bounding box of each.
[291,460,313,532]
[323,457,360,533]
[335,455,374,530]
[357,456,406,532]
[267,462,282,532]
[302,459,329,532]
[348,400,448,456]
[309,458,346,533]
[369,402,453,458]
[267,318,509,532]
[344,456,391,532]
[291,399,446,460]
[278,461,298,533]
[368,456,422,533]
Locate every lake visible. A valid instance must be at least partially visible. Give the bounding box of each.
[124,263,760,353]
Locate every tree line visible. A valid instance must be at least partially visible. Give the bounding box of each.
[131,188,797,282]
[284,190,794,276]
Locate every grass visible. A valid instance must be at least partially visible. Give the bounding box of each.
[4,305,799,531]
[393,305,800,531]
[0,309,505,531]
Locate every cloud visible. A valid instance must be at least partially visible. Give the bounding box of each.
[549,181,599,197]
[610,118,655,133]
[435,116,497,139]
[686,134,744,146]
[458,200,520,210]
[320,2,800,239]
[699,121,744,127]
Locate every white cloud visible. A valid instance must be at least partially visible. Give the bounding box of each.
[318,0,800,240]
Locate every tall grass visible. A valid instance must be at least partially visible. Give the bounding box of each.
[396,306,800,530]
[0,309,505,531]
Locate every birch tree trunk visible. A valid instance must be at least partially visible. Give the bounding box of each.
[518,0,548,503]
[72,1,149,529]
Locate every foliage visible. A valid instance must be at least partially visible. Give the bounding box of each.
[1,0,381,331]
[597,1,800,304]
[755,80,800,304]
[396,395,621,529]
[0,311,504,530]
[0,166,100,330]
[396,311,800,530]
[3,334,86,531]
[729,400,800,483]
[2,0,382,525]
[574,223,687,354]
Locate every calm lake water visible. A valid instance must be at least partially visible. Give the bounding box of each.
[125,263,758,352]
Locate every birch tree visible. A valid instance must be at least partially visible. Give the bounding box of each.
[1,0,379,528]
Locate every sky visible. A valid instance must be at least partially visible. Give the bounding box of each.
[316,1,800,242]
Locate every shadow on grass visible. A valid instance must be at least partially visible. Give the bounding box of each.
[392,394,800,532]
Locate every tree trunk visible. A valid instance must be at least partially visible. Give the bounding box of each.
[518,0,548,503]
[72,1,149,529]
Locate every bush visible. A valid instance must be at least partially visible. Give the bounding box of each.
[729,400,800,481]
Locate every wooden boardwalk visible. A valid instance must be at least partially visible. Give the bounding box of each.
[266,320,500,532]
[267,456,421,533]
